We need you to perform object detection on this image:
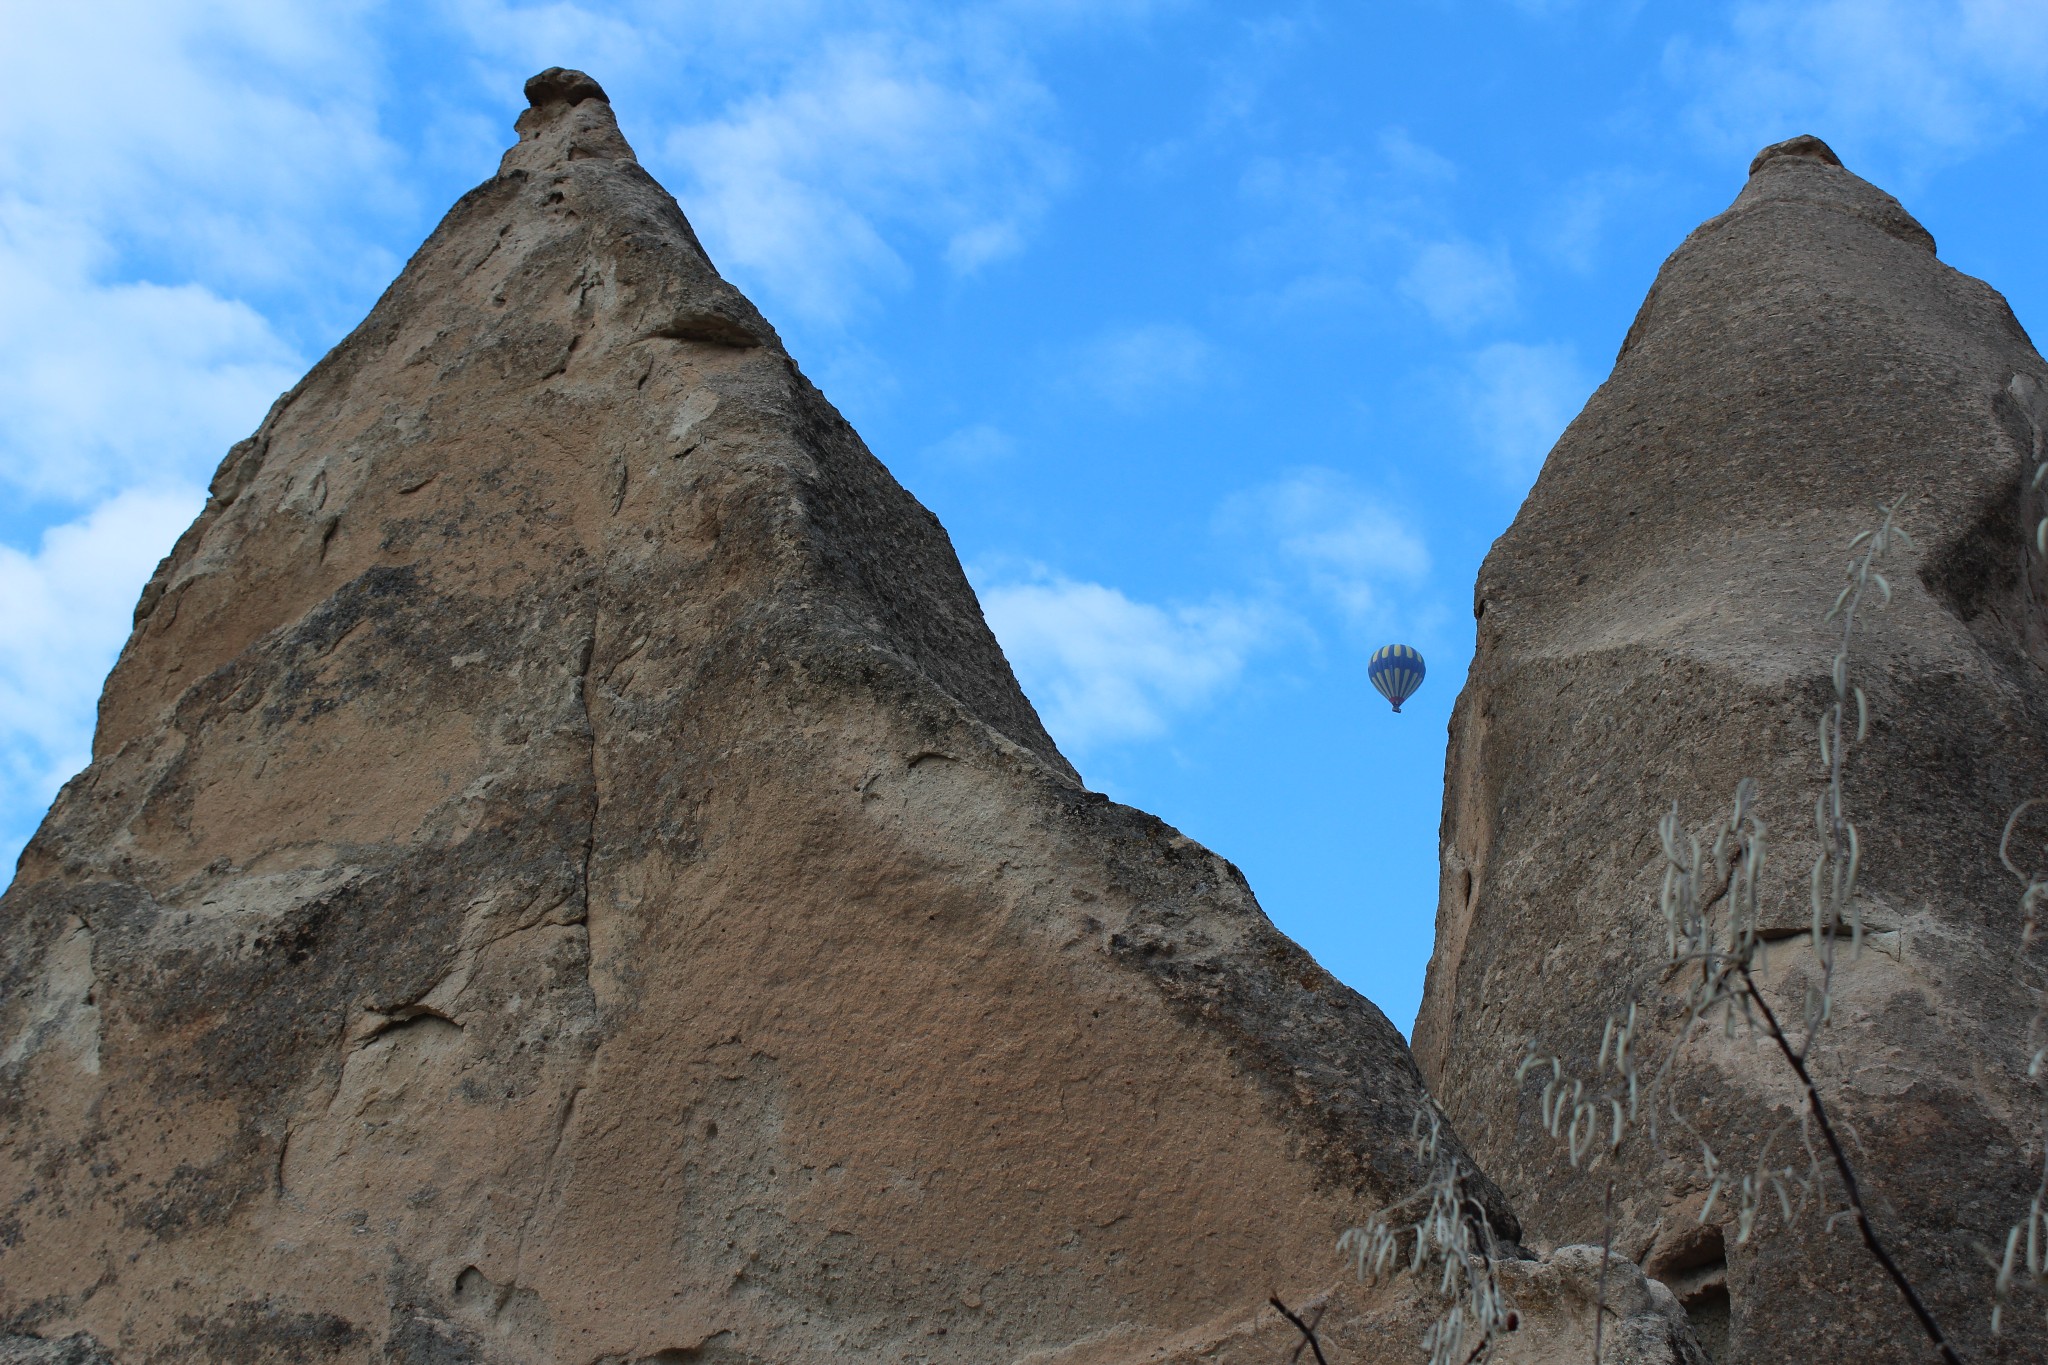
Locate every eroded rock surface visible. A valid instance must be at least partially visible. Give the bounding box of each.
[0,70,1534,1364]
[1417,135,2048,1362]
[1098,1246,1703,1365]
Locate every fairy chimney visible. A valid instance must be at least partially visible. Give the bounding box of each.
[1418,134,2048,1363]
[0,69,1586,1365]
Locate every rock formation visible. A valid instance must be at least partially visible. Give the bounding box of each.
[1417,134,2048,1362]
[0,69,1660,1365]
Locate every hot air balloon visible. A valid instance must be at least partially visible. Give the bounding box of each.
[1369,643,1425,713]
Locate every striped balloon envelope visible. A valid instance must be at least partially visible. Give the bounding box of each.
[1368,643,1426,713]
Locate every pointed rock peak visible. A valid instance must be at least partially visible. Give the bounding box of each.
[1747,132,1841,175]
[0,65,1572,1365]
[525,66,608,108]
[1729,130,1934,253]
[502,66,633,174]
[1424,98,2047,1365]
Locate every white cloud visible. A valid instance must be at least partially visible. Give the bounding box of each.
[1220,469,1429,622]
[0,0,400,295]
[0,488,204,845]
[1236,154,1375,273]
[1138,10,1303,160]
[434,0,680,81]
[0,203,301,503]
[1668,0,2048,164]
[663,27,1063,325]
[0,0,1149,863]
[1237,129,1478,317]
[977,570,1271,750]
[1070,323,1215,410]
[945,220,1027,272]
[1377,126,1457,184]
[978,475,1430,751]
[1399,239,1517,332]
[0,0,390,504]
[0,0,400,863]
[431,3,1125,327]
[997,0,1172,19]
[1534,169,1655,274]
[1236,149,1405,283]
[1462,341,1595,483]
[924,422,1017,465]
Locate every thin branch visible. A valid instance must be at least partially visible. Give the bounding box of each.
[1594,1177,1615,1365]
[1285,1303,1326,1365]
[1270,1297,1330,1365]
[1739,965,1964,1364]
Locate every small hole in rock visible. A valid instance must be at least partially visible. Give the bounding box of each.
[1647,1222,1729,1362]
[1685,1283,1730,1361]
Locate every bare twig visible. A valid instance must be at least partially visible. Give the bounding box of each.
[1284,1302,1325,1365]
[1739,964,1964,1364]
[1270,1297,1329,1365]
[1594,1177,1615,1365]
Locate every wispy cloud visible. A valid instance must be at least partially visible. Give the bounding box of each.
[1235,153,1385,309]
[0,2,389,506]
[924,422,1017,465]
[0,1,418,866]
[0,0,1152,863]
[1399,239,1517,332]
[0,205,302,504]
[1068,322,1216,411]
[664,27,1064,325]
[1462,341,1594,484]
[1137,11,1305,171]
[1237,146,1406,279]
[1237,128,1524,332]
[0,488,203,839]
[0,1,402,298]
[1668,0,2048,165]
[978,473,1430,749]
[1219,469,1429,623]
[436,0,681,82]
[1535,169,1657,274]
[446,3,1122,326]
[1376,126,1457,184]
[976,569,1272,751]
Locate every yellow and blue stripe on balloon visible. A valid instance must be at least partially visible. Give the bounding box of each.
[1368,643,1426,713]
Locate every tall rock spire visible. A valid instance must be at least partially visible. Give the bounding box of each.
[0,72,1560,1363]
[1417,134,2048,1363]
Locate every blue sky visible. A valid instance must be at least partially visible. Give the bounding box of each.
[6,0,2048,1032]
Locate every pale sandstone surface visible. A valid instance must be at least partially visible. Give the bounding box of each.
[1416,134,2048,1362]
[0,71,1588,1364]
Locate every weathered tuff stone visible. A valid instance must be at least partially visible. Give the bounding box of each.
[0,72,1553,1364]
[1416,134,2048,1361]
[1115,1247,1705,1365]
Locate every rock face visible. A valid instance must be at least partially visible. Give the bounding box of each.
[1416,135,2048,1362]
[0,71,1533,1364]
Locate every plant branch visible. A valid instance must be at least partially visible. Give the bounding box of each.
[1270,1297,1329,1365]
[1594,1177,1615,1365]
[1739,964,1963,1364]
